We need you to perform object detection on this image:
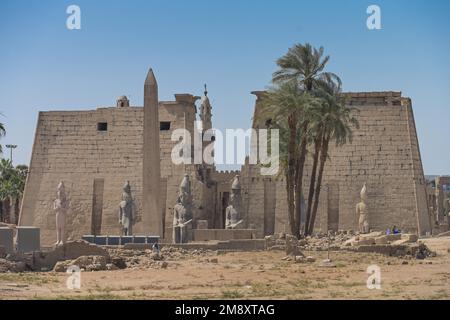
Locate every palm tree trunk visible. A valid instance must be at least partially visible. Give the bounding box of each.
[305,131,322,233]
[14,197,20,225]
[286,114,297,235]
[294,121,309,238]
[3,197,11,224]
[308,134,330,235]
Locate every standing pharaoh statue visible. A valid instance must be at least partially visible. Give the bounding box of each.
[119,181,134,236]
[225,175,243,229]
[53,181,68,246]
[356,183,369,234]
[173,174,193,243]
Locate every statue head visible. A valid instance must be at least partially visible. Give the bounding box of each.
[122,181,132,202]
[56,181,66,201]
[123,181,131,194]
[179,174,191,195]
[360,183,367,202]
[231,175,241,191]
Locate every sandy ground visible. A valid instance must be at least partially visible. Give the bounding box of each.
[0,237,449,300]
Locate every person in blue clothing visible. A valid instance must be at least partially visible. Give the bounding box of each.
[392,225,400,234]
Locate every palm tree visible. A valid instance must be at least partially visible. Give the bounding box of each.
[272,43,341,237]
[0,123,6,153]
[0,121,5,221]
[273,43,341,91]
[0,122,5,154]
[0,160,27,224]
[11,165,28,224]
[304,110,325,234]
[0,159,14,223]
[306,80,359,234]
[256,83,318,236]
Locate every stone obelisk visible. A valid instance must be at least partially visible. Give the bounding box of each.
[143,68,162,236]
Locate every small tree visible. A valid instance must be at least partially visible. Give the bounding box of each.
[0,159,14,223]
[0,160,28,224]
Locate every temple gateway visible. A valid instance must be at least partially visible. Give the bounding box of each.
[19,69,432,245]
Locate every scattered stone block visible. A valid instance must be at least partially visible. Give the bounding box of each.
[268,245,285,251]
[357,245,393,255]
[111,256,127,269]
[401,234,418,243]
[54,255,108,272]
[436,231,450,238]
[33,240,109,271]
[344,237,357,246]
[352,238,375,246]
[392,239,410,246]
[264,235,276,249]
[385,234,401,242]
[319,259,336,268]
[53,260,71,272]
[285,235,300,256]
[72,255,107,271]
[0,259,26,273]
[374,236,388,245]
[150,252,162,260]
[106,263,118,271]
[360,231,383,239]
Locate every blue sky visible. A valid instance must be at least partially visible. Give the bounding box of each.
[0,0,449,173]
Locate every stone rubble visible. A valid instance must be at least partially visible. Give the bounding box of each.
[265,231,436,260]
[0,232,439,274]
[0,258,26,273]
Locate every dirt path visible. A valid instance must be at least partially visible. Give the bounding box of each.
[1,237,449,300]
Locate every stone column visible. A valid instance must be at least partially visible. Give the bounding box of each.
[143,68,162,236]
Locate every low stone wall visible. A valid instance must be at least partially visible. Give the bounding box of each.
[32,240,110,271]
[217,239,265,251]
[192,229,256,241]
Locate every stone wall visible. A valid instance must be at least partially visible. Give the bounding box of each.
[20,90,432,246]
[247,92,432,236]
[20,96,199,245]
[20,107,144,245]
